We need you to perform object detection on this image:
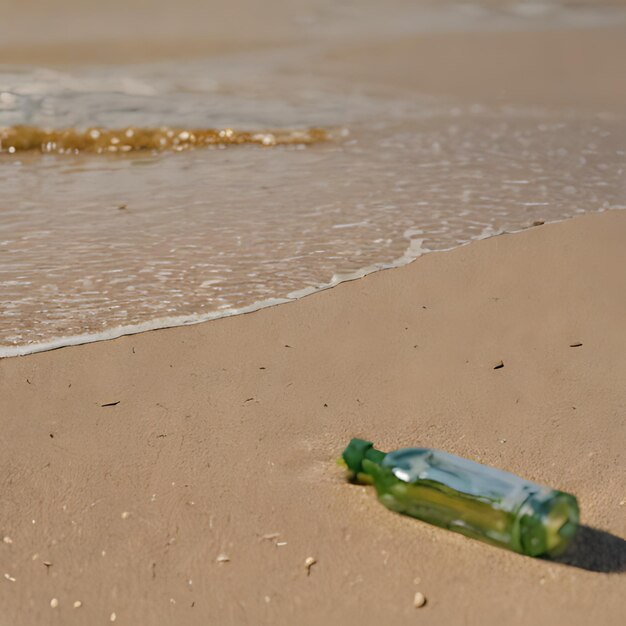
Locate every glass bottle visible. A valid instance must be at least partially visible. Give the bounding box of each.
[342,438,579,557]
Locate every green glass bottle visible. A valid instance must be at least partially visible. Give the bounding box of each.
[342,438,579,557]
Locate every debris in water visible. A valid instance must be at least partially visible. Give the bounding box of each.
[0,125,330,155]
[216,554,230,563]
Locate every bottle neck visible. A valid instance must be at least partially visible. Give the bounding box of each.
[364,447,386,466]
[342,438,387,482]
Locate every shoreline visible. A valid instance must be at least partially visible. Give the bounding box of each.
[1,211,606,359]
[1,211,624,625]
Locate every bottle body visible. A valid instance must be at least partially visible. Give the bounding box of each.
[342,439,579,557]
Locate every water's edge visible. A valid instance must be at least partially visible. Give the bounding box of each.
[2,211,609,359]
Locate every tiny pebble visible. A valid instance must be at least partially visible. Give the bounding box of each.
[276,541,288,547]
[4,573,16,582]
[110,612,117,622]
[50,598,59,608]
[3,536,13,544]
[121,511,130,519]
[413,592,427,608]
[73,601,82,609]
[304,556,317,575]
[216,554,230,563]
[261,533,280,541]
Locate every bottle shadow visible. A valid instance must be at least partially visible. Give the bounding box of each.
[550,525,626,573]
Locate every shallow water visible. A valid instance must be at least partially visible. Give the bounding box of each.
[1,1,625,356]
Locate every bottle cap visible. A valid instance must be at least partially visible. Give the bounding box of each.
[342,438,375,475]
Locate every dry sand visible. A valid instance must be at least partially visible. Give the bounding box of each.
[1,211,625,625]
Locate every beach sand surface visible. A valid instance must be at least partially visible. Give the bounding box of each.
[1,211,625,625]
[2,1,626,113]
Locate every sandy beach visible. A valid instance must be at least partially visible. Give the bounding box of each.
[1,211,625,625]
[2,1,626,623]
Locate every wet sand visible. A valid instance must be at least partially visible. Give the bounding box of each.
[4,17,626,112]
[318,26,626,111]
[1,211,625,625]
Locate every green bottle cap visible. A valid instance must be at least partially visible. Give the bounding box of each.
[342,438,387,477]
[342,438,375,474]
